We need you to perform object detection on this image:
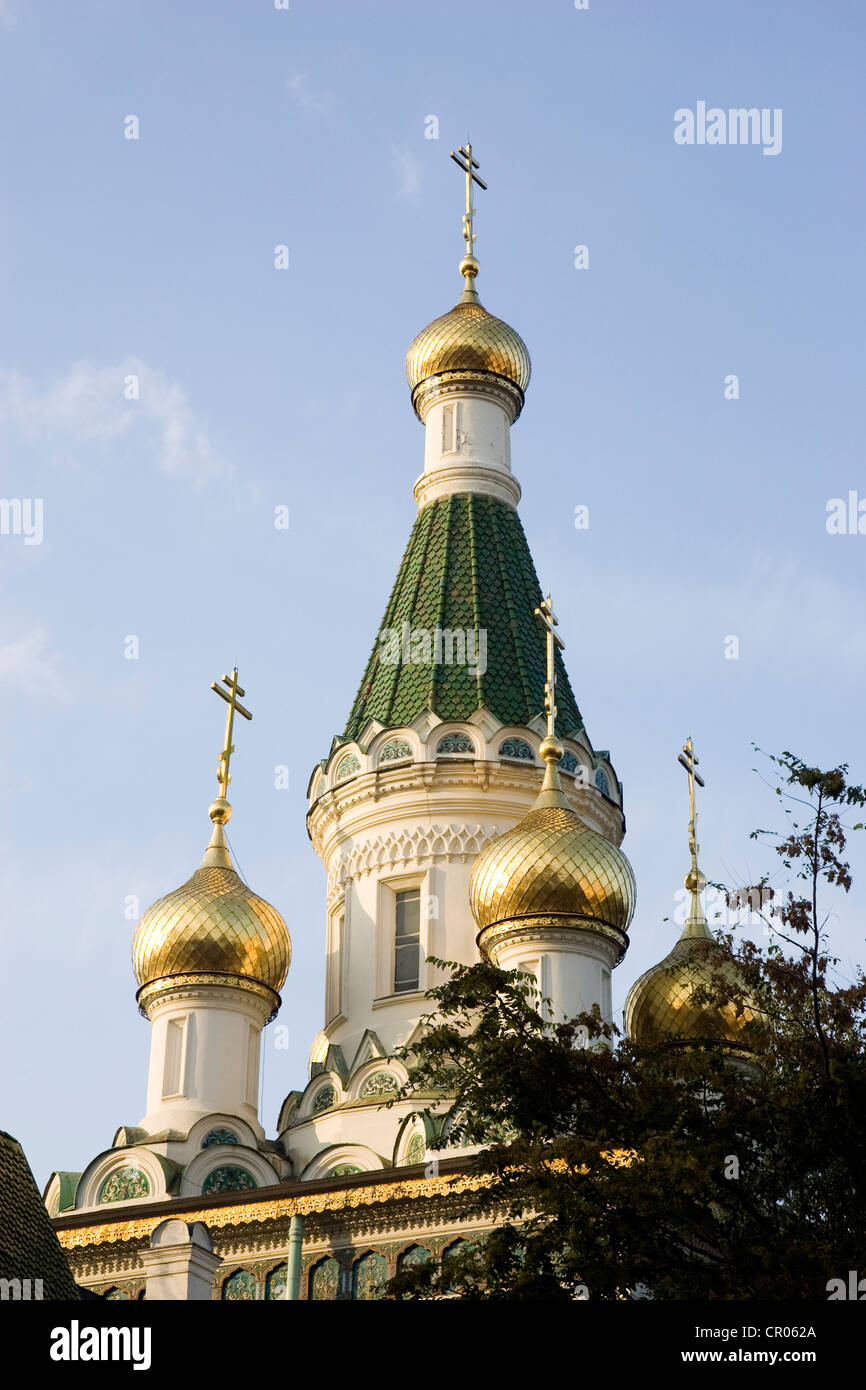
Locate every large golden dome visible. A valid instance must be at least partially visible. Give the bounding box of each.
[625,876,769,1052]
[470,739,635,958]
[406,297,531,417]
[132,799,290,1017]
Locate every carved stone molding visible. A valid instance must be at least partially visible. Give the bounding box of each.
[326,822,499,899]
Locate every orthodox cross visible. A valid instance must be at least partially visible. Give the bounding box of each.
[677,736,705,875]
[449,141,487,259]
[211,667,252,798]
[534,593,565,738]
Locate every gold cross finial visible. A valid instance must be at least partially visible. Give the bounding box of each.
[677,736,705,877]
[211,667,252,801]
[449,141,487,297]
[534,593,565,741]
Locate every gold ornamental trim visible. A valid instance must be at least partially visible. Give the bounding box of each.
[55,1171,490,1251]
[137,973,281,1022]
[478,914,629,963]
[411,369,525,423]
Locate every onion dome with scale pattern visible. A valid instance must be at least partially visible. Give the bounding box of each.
[469,735,636,960]
[625,869,769,1053]
[132,796,291,1022]
[405,251,531,422]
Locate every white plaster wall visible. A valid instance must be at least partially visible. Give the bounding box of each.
[422,394,511,476]
[415,391,520,507]
[329,852,482,1067]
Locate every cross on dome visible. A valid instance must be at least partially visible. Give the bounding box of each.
[449,141,487,299]
[677,736,709,931]
[210,667,252,801]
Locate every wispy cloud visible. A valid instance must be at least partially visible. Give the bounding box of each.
[0,358,225,485]
[393,146,421,200]
[286,71,332,115]
[0,631,69,703]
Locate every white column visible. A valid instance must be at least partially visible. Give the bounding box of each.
[486,931,619,1025]
[139,1219,221,1301]
[139,985,271,1138]
[414,389,521,509]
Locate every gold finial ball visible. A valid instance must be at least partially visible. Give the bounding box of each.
[685,868,706,895]
[459,254,480,280]
[209,797,232,826]
[538,735,564,764]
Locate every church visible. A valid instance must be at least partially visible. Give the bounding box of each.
[45,147,764,1301]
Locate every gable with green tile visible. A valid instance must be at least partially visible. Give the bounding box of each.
[344,495,584,741]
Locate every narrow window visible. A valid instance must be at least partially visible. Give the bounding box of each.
[245,1025,259,1106]
[441,403,455,454]
[394,889,421,993]
[327,914,344,1021]
[162,1017,185,1097]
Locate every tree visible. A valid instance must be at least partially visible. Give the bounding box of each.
[387,752,866,1300]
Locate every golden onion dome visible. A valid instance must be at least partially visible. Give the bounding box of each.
[624,872,769,1052]
[405,257,531,421]
[469,736,635,958]
[132,797,291,1019]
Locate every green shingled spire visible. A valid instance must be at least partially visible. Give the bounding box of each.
[344,495,584,742]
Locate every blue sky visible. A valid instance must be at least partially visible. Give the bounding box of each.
[1,0,864,1189]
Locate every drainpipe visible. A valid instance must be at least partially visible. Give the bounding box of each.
[286,1213,304,1300]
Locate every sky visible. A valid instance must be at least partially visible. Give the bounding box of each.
[1,0,864,1191]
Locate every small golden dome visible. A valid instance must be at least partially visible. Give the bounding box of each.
[406,296,531,420]
[470,804,635,936]
[132,803,290,1014]
[625,900,769,1052]
[469,743,635,956]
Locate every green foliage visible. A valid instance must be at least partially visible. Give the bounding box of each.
[387,752,866,1300]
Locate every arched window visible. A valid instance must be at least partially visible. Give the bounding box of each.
[436,732,474,757]
[499,737,534,762]
[329,1163,362,1177]
[265,1264,288,1300]
[309,1256,341,1301]
[352,1251,388,1300]
[594,769,611,797]
[335,752,361,782]
[441,1238,475,1292]
[98,1167,150,1204]
[360,1070,398,1098]
[202,1165,257,1195]
[404,1133,426,1166]
[560,752,578,776]
[222,1269,256,1301]
[379,738,412,764]
[311,1084,338,1114]
[397,1244,432,1273]
[201,1128,239,1148]
[104,1286,132,1300]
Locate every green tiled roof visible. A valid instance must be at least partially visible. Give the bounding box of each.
[0,1131,80,1299]
[345,495,584,741]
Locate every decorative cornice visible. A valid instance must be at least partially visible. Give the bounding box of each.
[325,821,500,900]
[411,370,524,425]
[55,1170,490,1250]
[137,973,281,1023]
[478,915,630,965]
[308,755,622,859]
[414,462,521,511]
